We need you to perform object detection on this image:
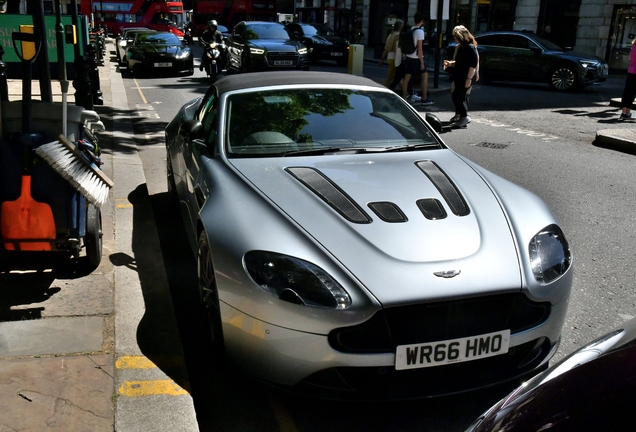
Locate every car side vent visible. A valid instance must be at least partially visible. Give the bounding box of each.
[286,167,372,224]
[368,202,408,223]
[416,198,447,220]
[415,161,470,216]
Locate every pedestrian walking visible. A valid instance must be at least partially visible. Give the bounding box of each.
[443,25,479,128]
[378,20,403,88]
[620,37,636,121]
[401,12,433,105]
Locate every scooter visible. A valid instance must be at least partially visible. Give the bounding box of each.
[202,41,226,81]
[183,27,193,45]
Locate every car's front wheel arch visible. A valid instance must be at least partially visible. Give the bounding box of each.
[548,63,579,91]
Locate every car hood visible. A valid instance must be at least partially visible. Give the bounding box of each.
[309,35,348,46]
[544,49,605,62]
[251,39,302,51]
[229,150,522,305]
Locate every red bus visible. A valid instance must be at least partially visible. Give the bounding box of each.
[191,0,276,34]
[82,0,185,36]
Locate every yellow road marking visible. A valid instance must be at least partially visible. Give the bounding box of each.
[116,355,186,369]
[133,77,148,104]
[119,380,188,397]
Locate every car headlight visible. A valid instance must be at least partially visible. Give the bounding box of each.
[175,50,190,59]
[250,47,265,55]
[529,224,571,284]
[298,47,308,55]
[244,251,351,309]
[579,59,600,68]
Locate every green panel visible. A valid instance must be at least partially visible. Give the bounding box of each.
[0,14,88,63]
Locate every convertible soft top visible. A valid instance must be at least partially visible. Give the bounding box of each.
[213,71,385,94]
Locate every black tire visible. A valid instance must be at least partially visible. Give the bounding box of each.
[85,204,102,269]
[549,65,577,91]
[197,231,225,354]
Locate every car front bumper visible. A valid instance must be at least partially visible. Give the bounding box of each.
[220,293,569,399]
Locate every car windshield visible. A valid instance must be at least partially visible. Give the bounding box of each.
[302,24,337,37]
[248,24,291,40]
[225,88,440,157]
[138,33,180,45]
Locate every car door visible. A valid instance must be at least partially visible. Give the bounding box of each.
[477,34,539,81]
[182,88,218,234]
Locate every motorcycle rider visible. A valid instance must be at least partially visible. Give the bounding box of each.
[199,20,225,72]
[183,20,194,44]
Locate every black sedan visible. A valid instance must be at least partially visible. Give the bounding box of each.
[467,318,636,431]
[125,31,194,77]
[226,21,309,73]
[285,22,349,66]
[446,31,608,91]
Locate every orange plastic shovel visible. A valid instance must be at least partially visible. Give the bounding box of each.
[1,173,56,251]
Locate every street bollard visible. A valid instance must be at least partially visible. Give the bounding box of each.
[348,44,364,76]
[73,55,93,110]
[86,44,103,106]
[0,46,8,102]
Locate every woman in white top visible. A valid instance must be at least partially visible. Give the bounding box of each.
[378,20,404,88]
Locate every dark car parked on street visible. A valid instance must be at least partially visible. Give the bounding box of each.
[116,28,155,65]
[446,31,608,91]
[125,31,194,77]
[226,21,310,73]
[467,317,636,431]
[285,22,349,66]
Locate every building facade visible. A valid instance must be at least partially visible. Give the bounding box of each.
[289,0,636,70]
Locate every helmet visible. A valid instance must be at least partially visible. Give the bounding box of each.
[208,20,218,28]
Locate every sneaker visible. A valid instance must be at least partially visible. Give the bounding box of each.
[454,116,471,128]
[620,112,635,121]
[407,94,421,102]
[420,99,434,106]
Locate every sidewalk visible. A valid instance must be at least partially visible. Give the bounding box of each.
[1,41,198,431]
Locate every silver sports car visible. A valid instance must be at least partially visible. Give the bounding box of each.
[165,71,573,399]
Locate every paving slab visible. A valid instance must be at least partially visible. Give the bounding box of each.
[0,316,103,357]
[0,355,113,431]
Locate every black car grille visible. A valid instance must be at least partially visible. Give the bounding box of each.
[298,337,551,399]
[328,293,550,354]
[266,51,300,65]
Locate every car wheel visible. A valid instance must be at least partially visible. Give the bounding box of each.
[85,203,102,270]
[549,65,577,91]
[197,231,225,354]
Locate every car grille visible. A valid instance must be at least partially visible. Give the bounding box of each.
[328,293,550,354]
[298,337,551,399]
[266,51,300,65]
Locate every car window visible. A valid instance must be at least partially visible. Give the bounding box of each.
[225,89,439,157]
[138,33,180,45]
[198,91,217,144]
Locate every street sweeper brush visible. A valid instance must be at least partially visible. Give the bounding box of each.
[35,135,114,207]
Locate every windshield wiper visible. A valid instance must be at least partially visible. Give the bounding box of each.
[381,143,440,152]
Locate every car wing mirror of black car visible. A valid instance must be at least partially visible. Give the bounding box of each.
[530,47,542,55]
[425,113,443,133]
[180,119,205,142]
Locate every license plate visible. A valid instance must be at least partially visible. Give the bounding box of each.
[154,62,172,67]
[395,329,510,370]
[274,60,293,66]
[330,52,343,56]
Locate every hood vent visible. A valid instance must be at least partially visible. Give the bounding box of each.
[286,167,372,224]
[415,161,470,216]
[368,202,408,223]
[416,198,447,220]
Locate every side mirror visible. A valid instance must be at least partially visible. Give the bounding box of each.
[180,119,205,141]
[425,113,443,133]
